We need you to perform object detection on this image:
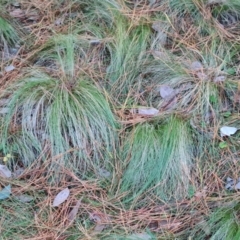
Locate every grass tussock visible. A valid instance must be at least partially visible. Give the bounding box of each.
[120,116,193,203]
[1,33,118,178]
[193,201,240,240]
[0,15,19,48]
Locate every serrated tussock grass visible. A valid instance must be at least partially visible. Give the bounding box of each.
[193,201,240,240]
[1,33,118,178]
[0,15,19,49]
[105,13,152,101]
[120,116,193,203]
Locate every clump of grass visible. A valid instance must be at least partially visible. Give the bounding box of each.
[1,34,118,178]
[157,116,193,200]
[193,201,240,240]
[0,15,19,49]
[120,122,162,200]
[120,115,193,203]
[104,12,152,100]
[73,1,152,102]
[0,199,37,239]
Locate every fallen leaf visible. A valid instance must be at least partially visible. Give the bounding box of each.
[52,188,70,207]
[4,65,15,72]
[68,199,81,222]
[213,75,226,82]
[90,39,101,45]
[225,177,240,190]
[0,164,12,178]
[159,85,175,99]
[12,167,24,178]
[94,224,105,232]
[98,168,111,178]
[220,126,238,137]
[55,17,64,26]
[127,232,152,240]
[14,194,34,203]
[225,177,234,190]
[190,61,203,72]
[9,9,25,18]
[227,177,233,182]
[235,181,240,190]
[0,185,11,200]
[138,107,159,116]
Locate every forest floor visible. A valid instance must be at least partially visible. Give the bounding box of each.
[0,0,240,239]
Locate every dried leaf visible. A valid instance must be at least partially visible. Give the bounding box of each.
[213,75,226,82]
[225,177,234,190]
[225,183,234,190]
[4,65,15,72]
[52,188,70,207]
[68,199,81,222]
[225,177,240,190]
[138,108,159,116]
[9,9,25,18]
[160,85,175,99]
[55,17,64,26]
[98,168,111,178]
[190,61,203,72]
[227,177,233,182]
[0,164,12,178]
[90,39,101,45]
[14,194,34,203]
[94,224,105,232]
[12,167,24,178]
[220,126,238,137]
[127,232,152,240]
[0,185,11,200]
[235,182,240,190]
